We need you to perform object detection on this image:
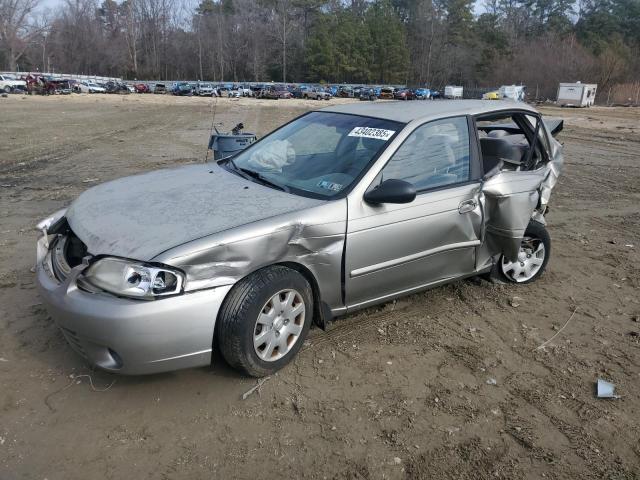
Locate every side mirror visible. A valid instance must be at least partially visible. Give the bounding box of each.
[364,179,416,204]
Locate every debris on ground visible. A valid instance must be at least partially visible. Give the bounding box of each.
[241,376,271,400]
[596,379,620,399]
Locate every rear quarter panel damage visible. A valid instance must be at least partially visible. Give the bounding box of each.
[479,132,564,264]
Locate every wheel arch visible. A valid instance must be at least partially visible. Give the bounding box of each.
[214,261,330,346]
[275,261,331,330]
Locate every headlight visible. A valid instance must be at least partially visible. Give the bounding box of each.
[83,257,184,299]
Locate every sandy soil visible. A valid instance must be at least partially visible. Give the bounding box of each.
[0,94,639,480]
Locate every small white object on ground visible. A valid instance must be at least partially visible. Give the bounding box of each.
[596,379,620,399]
[486,378,497,385]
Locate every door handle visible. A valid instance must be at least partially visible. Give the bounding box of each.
[458,199,477,214]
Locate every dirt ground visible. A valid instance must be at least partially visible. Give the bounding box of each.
[0,94,639,480]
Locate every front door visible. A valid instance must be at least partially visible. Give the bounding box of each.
[345,116,483,310]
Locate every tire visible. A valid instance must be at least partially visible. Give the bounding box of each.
[217,265,313,377]
[492,220,550,284]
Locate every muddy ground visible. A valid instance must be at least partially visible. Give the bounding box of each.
[0,94,638,479]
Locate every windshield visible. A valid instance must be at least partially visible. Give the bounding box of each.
[225,111,403,199]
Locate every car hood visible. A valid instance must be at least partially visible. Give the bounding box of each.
[66,163,324,260]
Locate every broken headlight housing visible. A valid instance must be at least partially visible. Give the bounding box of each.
[83,257,184,300]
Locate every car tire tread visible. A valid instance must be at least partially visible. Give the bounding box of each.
[217,265,313,377]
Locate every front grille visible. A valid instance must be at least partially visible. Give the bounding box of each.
[60,327,87,359]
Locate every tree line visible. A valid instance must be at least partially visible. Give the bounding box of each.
[1,0,639,98]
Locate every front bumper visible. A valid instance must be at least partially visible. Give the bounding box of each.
[35,236,233,375]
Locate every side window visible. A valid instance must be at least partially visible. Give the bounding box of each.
[379,117,470,191]
[476,112,547,173]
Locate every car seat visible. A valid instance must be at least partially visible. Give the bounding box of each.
[479,137,527,172]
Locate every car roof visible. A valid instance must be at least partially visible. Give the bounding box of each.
[320,100,537,123]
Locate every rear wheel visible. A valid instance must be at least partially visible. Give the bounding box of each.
[217,266,313,377]
[495,221,550,284]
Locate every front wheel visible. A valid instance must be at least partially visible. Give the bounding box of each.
[217,266,313,377]
[495,221,550,284]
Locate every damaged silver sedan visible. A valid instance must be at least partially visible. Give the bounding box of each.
[36,100,563,376]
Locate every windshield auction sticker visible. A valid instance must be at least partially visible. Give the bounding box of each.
[348,127,395,141]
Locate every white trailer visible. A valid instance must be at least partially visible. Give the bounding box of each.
[499,84,526,101]
[444,85,463,99]
[557,82,597,107]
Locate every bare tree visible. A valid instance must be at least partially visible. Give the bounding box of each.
[121,0,140,75]
[268,0,294,82]
[0,0,47,70]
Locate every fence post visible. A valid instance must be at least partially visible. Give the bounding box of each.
[606,87,611,106]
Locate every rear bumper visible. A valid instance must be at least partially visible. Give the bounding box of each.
[36,237,233,375]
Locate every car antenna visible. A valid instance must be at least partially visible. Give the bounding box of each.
[205,94,220,162]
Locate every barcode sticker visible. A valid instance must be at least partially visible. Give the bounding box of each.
[347,127,395,141]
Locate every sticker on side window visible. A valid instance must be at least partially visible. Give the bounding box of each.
[348,127,395,141]
[317,180,344,192]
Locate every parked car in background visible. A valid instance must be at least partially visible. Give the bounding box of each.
[482,90,500,100]
[414,88,431,100]
[275,87,292,99]
[77,81,106,93]
[238,85,253,97]
[359,87,377,101]
[394,89,415,100]
[257,86,280,99]
[327,85,339,96]
[35,100,563,378]
[379,87,395,99]
[292,86,309,98]
[250,84,264,96]
[0,74,27,93]
[51,79,73,94]
[337,86,354,98]
[172,82,193,96]
[153,83,167,94]
[195,83,215,96]
[105,81,130,94]
[22,74,54,94]
[134,83,150,93]
[303,87,330,100]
